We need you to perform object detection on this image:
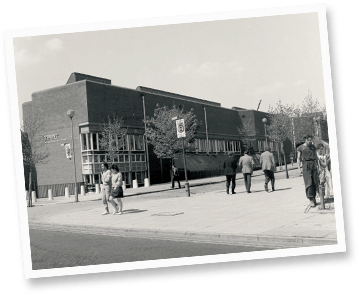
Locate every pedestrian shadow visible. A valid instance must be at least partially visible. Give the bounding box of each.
[324,197,334,204]
[122,209,148,214]
[270,187,291,192]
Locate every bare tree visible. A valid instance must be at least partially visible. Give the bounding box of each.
[237,117,258,152]
[99,114,127,165]
[21,115,48,207]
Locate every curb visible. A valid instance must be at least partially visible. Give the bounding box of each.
[29,221,337,248]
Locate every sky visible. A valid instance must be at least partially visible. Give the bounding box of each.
[13,12,325,121]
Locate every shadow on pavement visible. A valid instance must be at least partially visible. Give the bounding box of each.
[122,209,148,214]
[270,187,292,192]
[324,197,334,204]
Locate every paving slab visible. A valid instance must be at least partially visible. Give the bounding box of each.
[28,167,338,248]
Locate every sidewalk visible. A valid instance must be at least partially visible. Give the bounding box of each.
[31,164,299,206]
[28,166,337,248]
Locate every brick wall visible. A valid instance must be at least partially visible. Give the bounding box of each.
[28,81,88,188]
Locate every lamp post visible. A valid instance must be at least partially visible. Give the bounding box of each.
[172,116,190,197]
[67,109,78,202]
[262,118,268,148]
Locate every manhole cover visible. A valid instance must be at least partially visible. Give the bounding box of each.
[152,212,184,216]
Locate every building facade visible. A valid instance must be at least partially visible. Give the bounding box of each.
[23,73,289,198]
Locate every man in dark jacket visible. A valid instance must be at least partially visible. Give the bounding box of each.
[170,164,181,189]
[223,153,238,194]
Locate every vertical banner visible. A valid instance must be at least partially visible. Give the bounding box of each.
[176,119,186,138]
[65,143,71,159]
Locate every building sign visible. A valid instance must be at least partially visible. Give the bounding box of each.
[176,119,186,138]
[44,134,67,144]
[64,143,72,159]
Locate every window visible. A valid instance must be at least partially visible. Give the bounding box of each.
[94,174,99,184]
[131,155,136,162]
[124,155,129,162]
[88,155,93,163]
[87,134,92,150]
[99,154,105,162]
[98,134,104,150]
[123,172,130,185]
[82,155,88,163]
[130,135,135,150]
[137,171,145,183]
[141,154,145,162]
[123,135,128,151]
[119,155,124,162]
[118,135,126,151]
[135,135,144,150]
[81,134,87,150]
[92,133,98,150]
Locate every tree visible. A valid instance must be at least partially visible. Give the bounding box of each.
[267,100,294,179]
[144,104,200,160]
[237,117,258,152]
[292,90,323,144]
[99,114,127,165]
[21,115,48,207]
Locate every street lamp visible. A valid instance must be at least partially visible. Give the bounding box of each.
[67,109,78,202]
[262,118,268,147]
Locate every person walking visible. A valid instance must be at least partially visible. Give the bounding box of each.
[100,162,117,215]
[170,164,181,189]
[238,150,254,193]
[260,146,276,192]
[110,164,124,215]
[297,135,319,207]
[223,152,238,194]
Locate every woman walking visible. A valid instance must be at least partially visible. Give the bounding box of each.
[110,164,124,215]
[316,143,333,198]
[101,162,117,215]
[297,135,319,207]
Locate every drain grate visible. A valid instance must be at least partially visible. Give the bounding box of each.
[152,212,184,216]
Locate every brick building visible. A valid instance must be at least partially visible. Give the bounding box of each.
[23,73,288,198]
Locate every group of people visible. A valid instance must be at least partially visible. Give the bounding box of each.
[223,134,333,208]
[297,135,333,207]
[101,162,124,215]
[223,146,276,194]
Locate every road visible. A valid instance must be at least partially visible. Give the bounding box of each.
[30,229,274,270]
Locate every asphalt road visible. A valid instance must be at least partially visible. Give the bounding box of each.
[30,229,273,270]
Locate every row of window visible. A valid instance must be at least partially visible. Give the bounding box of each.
[81,153,145,164]
[257,140,282,152]
[84,171,146,186]
[81,133,145,152]
[195,139,241,153]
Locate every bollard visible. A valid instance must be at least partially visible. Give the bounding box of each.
[185,182,190,197]
[144,178,150,188]
[95,184,100,194]
[80,185,85,196]
[132,179,138,189]
[65,187,70,198]
[48,189,53,200]
[122,183,126,191]
[31,191,37,203]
